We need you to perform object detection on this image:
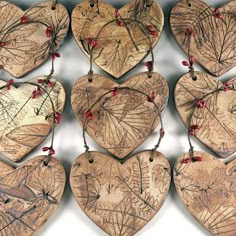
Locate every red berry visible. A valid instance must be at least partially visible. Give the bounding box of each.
[183,158,191,164]
[5,85,10,90]
[147,25,153,31]
[182,61,189,66]
[37,79,44,84]
[55,53,61,57]
[201,101,207,108]
[55,117,61,124]
[0,41,7,47]
[145,61,153,70]
[151,91,156,99]
[36,88,42,95]
[88,113,94,120]
[185,28,192,36]
[46,29,51,37]
[55,112,62,119]
[224,87,229,92]
[21,16,28,23]
[149,30,158,36]
[8,79,14,85]
[223,81,230,86]
[42,147,50,152]
[117,20,124,27]
[47,26,53,31]
[47,81,54,87]
[190,124,200,130]
[189,55,195,65]
[92,40,98,48]
[195,156,203,162]
[32,90,37,99]
[87,37,93,44]
[195,100,202,106]
[115,9,119,18]
[51,54,56,61]
[49,148,55,155]
[189,129,195,136]
[0,65,3,69]
[112,87,118,96]
[85,110,92,118]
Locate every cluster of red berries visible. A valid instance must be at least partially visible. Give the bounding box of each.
[182,55,195,67]
[85,110,94,120]
[147,90,156,102]
[37,79,54,87]
[195,99,207,108]
[42,146,55,155]
[223,81,231,92]
[183,156,202,164]
[87,37,98,49]
[5,79,14,90]
[147,25,158,36]
[213,8,223,19]
[115,9,124,27]
[189,124,200,136]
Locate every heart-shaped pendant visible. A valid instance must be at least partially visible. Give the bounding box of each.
[71,72,169,160]
[174,72,236,158]
[174,151,236,235]
[72,0,164,79]
[71,150,171,235]
[0,155,65,235]
[0,77,66,162]
[170,0,236,76]
[0,1,69,78]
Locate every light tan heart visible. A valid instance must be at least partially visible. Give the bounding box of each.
[0,1,69,78]
[174,72,236,158]
[170,0,236,76]
[72,0,164,79]
[0,77,66,162]
[174,151,236,235]
[71,72,169,160]
[0,155,65,236]
[70,150,171,235]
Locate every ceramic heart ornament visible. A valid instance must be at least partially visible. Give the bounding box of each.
[174,72,236,158]
[71,72,169,160]
[0,1,69,78]
[0,77,66,162]
[174,151,236,235]
[0,156,65,235]
[170,0,236,76]
[71,150,171,235]
[72,0,164,79]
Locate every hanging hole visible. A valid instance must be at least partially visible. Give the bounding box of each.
[146,2,151,7]
[89,159,94,164]
[192,76,197,81]
[88,78,93,83]
[90,3,94,7]
[148,74,152,79]
[51,6,56,10]
[149,157,153,162]
[44,161,48,166]
[4,199,10,204]
[188,3,191,7]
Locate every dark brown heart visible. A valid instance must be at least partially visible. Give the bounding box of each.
[174,72,236,158]
[71,72,169,160]
[0,1,69,78]
[0,156,65,235]
[0,77,66,162]
[170,0,236,76]
[174,151,236,235]
[70,150,171,235]
[72,0,164,79]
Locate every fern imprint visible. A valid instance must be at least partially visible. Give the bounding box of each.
[70,151,171,236]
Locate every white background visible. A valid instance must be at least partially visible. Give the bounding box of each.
[2,0,236,235]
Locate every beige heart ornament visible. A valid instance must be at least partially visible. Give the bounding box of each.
[0,77,66,162]
[71,72,169,160]
[175,72,236,158]
[0,156,65,235]
[0,1,69,77]
[72,0,164,79]
[170,0,236,76]
[70,150,171,235]
[174,151,236,235]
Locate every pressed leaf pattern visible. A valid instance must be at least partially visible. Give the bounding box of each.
[170,0,236,76]
[0,77,65,162]
[0,1,69,77]
[0,156,65,236]
[71,73,169,159]
[175,72,236,158]
[72,0,164,78]
[70,151,171,236]
[174,151,236,235]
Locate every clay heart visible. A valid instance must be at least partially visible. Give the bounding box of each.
[71,72,169,160]
[71,150,171,235]
[170,0,236,77]
[0,155,65,235]
[0,1,69,78]
[0,77,66,162]
[174,72,236,158]
[72,0,164,79]
[174,151,236,235]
